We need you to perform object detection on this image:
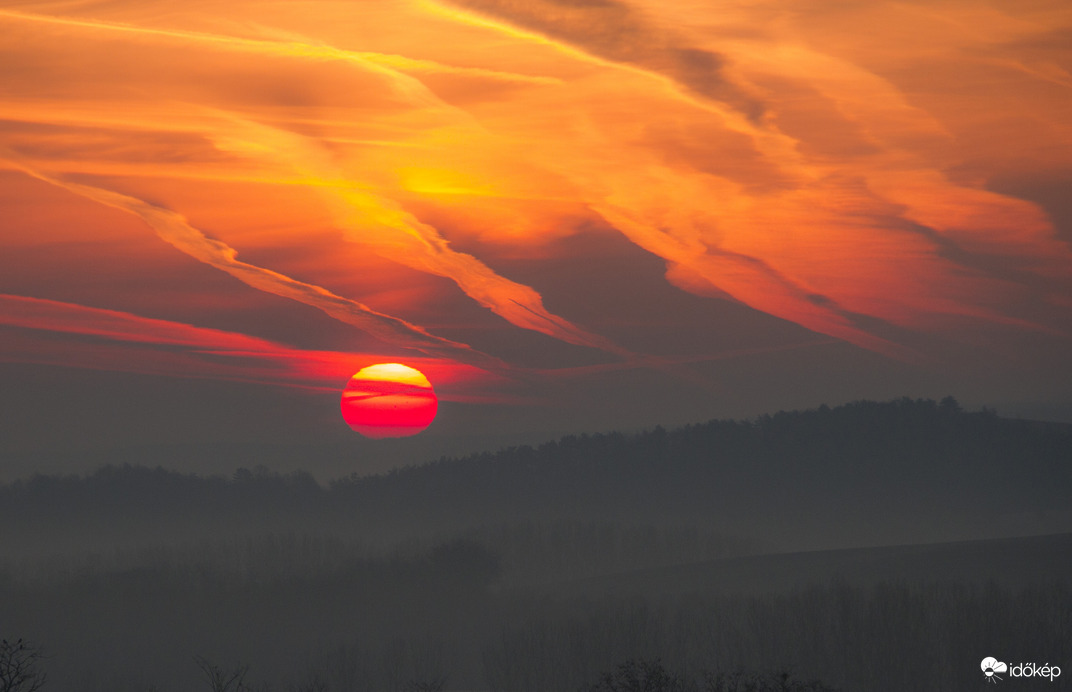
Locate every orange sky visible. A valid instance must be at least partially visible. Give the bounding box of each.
[1,0,1071,473]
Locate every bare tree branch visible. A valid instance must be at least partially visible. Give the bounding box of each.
[0,639,47,692]
[194,655,249,692]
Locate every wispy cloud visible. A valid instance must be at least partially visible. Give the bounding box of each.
[422,0,1072,350]
[0,8,560,87]
[426,0,761,112]
[2,0,1070,381]
[205,115,631,356]
[7,161,510,371]
[0,7,630,358]
[0,293,506,399]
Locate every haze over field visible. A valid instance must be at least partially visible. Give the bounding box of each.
[2,400,1071,690]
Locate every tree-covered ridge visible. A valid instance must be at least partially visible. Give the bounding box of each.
[330,396,1071,540]
[2,397,1069,550]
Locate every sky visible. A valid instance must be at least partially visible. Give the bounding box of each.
[1,0,1071,479]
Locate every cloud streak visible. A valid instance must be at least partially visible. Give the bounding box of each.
[429,0,760,110]
[0,8,560,87]
[423,0,1072,351]
[7,162,510,371]
[206,116,631,356]
[0,293,505,399]
[0,7,629,358]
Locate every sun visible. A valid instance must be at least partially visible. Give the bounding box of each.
[340,363,438,439]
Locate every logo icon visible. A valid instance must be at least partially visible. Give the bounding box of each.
[982,657,1008,684]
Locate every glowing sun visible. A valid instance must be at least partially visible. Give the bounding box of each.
[340,363,438,438]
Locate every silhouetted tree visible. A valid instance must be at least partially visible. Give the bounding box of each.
[287,675,328,692]
[195,656,249,692]
[587,658,695,692]
[402,679,447,692]
[586,661,838,692]
[0,639,46,692]
[704,669,838,692]
[311,645,372,692]
[381,638,450,692]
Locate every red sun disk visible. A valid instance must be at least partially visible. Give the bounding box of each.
[342,392,438,426]
[340,365,439,438]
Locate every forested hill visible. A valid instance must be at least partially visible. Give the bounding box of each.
[333,396,1072,545]
[3,397,1071,552]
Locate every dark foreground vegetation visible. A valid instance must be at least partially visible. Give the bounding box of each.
[585,658,837,692]
[3,570,1069,691]
[1,398,1070,690]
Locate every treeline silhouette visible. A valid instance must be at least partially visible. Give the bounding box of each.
[4,397,1070,555]
[583,658,837,692]
[339,396,1069,538]
[4,576,1069,690]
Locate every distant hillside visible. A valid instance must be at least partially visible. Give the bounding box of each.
[2,397,1071,553]
[328,396,1072,547]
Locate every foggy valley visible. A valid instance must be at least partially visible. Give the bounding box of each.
[2,398,1070,690]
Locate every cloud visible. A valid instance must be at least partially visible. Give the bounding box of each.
[7,162,510,371]
[428,0,762,116]
[0,293,505,399]
[0,7,629,358]
[2,0,1070,375]
[204,115,632,356]
[0,8,559,87]
[427,0,1072,351]
[591,203,919,359]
